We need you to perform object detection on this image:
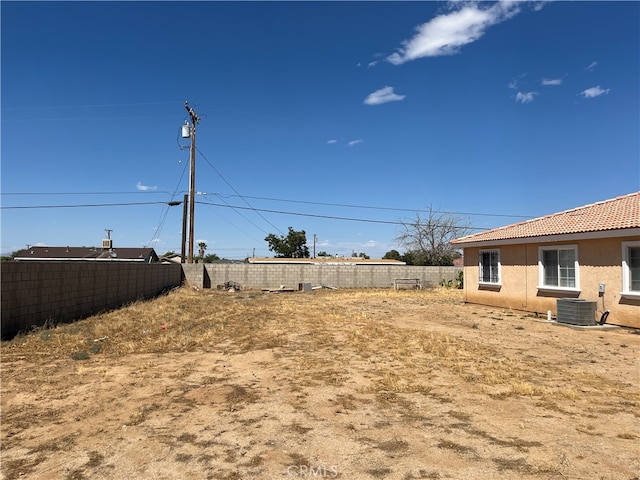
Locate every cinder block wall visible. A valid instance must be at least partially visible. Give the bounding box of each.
[186,264,460,290]
[1,262,183,339]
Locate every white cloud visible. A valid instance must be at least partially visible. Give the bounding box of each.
[586,61,598,71]
[136,182,157,191]
[368,61,378,68]
[387,1,521,65]
[508,73,528,90]
[347,139,363,147]
[580,85,610,98]
[516,91,537,103]
[363,86,406,105]
[541,77,562,86]
[532,1,549,12]
[326,139,337,145]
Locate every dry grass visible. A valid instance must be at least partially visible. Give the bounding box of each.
[4,287,637,405]
[2,286,639,480]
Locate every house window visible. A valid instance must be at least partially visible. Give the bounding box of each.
[622,241,640,296]
[539,245,579,290]
[479,249,500,284]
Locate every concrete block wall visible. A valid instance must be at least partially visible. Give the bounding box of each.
[1,262,183,339]
[2,261,458,338]
[187,264,460,290]
[182,263,210,289]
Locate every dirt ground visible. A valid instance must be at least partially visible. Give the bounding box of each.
[1,287,639,480]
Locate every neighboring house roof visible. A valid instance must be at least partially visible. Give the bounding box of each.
[160,253,183,263]
[15,246,159,262]
[248,257,406,266]
[452,192,640,247]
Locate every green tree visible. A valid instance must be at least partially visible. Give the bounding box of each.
[265,227,310,258]
[316,251,330,257]
[401,249,429,266]
[203,253,220,263]
[382,249,402,261]
[2,249,27,262]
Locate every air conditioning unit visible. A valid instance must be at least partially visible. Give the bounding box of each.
[102,239,113,249]
[556,298,596,326]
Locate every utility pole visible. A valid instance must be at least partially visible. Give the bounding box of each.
[181,194,188,263]
[184,101,200,264]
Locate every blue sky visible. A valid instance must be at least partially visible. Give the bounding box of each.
[2,1,638,259]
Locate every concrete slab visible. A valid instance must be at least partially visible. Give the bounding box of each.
[551,321,620,331]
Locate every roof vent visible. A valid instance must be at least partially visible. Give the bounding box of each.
[102,239,113,249]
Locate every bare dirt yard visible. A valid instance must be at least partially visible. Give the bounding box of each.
[1,287,639,480]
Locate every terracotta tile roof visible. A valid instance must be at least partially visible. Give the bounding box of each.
[451,192,640,245]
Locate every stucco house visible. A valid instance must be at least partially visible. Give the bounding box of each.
[451,192,639,328]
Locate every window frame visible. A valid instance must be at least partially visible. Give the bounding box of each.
[621,240,640,298]
[478,249,501,287]
[537,244,580,293]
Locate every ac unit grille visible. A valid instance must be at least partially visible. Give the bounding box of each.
[556,299,596,326]
[102,239,113,249]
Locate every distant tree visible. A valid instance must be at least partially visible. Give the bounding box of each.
[357,252,370,259]
[265,227,310,258]
[316,251,330,257]
[400,249,428,266]
[198,242,207,261]
[395,206,470,266]
[383,249,402,261]
[162,250,176,257]
[203,253,220,263]
[1,249,27,261]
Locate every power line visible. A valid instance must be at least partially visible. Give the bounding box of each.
[4,115,186,123]
[196,147,286,235]
[1,199,490,231]
[212,193,534,219]
[1,190,179,196]
[1,201,170,210]
[146,156,190,248]
[200,201,267,241]
[201,194,270,235]
[1,101,183,111]
[1,189,534,220]
[195,200,489,231]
